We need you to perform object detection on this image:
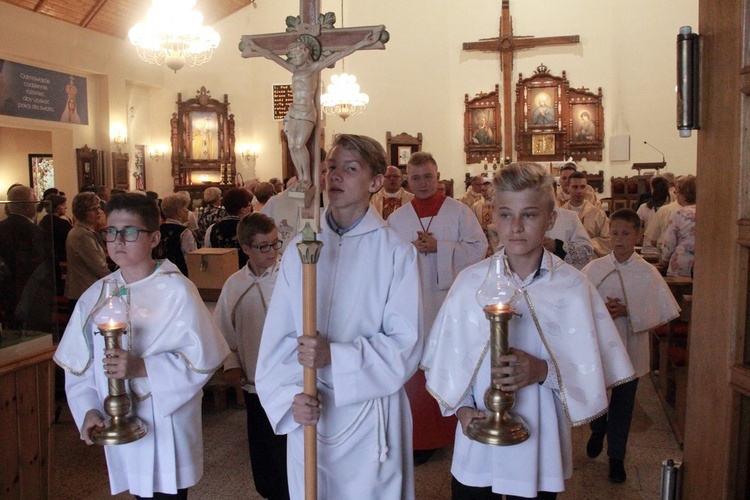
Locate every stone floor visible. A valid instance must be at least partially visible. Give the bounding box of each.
[54,378,681,499]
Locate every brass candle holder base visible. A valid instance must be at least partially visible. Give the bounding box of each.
[92,323,148,446]
[468,305,530,446]
[91,415,148,446]
[467,386,530,446]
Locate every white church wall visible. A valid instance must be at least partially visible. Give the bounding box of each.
[0,0,698,200]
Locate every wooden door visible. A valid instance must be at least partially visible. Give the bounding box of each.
[683,1,750,497]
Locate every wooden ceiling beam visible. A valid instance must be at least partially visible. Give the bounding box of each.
[33,0,48,13]
[81,0,109,28]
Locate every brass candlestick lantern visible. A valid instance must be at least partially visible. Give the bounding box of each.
[469,254,530,446]
[91,279,148,446]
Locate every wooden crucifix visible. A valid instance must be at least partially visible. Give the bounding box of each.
[239,0,388,205]
[239,3,388,499]
[463,0,579,158]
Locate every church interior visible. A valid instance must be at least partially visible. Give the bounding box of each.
[2,0,749,498]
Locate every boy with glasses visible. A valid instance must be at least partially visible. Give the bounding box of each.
[55,193,230,499]
[214,213,288,500]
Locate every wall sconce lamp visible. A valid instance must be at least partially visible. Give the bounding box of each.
[241,144,260,161]
[149,146,166,161]
[111,126,127,153]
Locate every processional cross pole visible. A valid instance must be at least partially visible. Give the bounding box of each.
[238,3,388,498]
[463,0,580,159]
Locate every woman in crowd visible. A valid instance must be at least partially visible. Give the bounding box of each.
[153,193,197,276]
[661,175,697,277]
[637,176,670,237]
[64,192,110,313]
[197,186,226,245]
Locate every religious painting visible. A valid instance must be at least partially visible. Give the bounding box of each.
[171,87,236,201]
[567,86,604,161]
[515,64,570,161]
[134,144,146,191]
[398,146,412,166]
[571,105,596,141]
[464,85,501,164]
[528,88,557,128]
[189,111,219,160]
[28,154,53,199]
[386,131,422,168]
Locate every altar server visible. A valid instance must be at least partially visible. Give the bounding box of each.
[256,134,421,499]
[214,213,289,499]
[388,152,487,459]
[55,193,230,498]
[582,208,680,483]
[424,162,634,498]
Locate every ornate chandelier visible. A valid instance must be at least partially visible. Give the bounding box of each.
[319,0,369,121]
[128,0,220,73]
[320,72,369,120]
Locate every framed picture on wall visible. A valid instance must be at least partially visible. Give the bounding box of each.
[566,86,604,161]
[527,87,559,128]
[112,152,129,190]
[134,144,146,191]
[397,146,412,166]
[386,131,423,168]
[464,85,501,164]
[28,154,53,199]
[75,145,101,190]
[189,110,219,160]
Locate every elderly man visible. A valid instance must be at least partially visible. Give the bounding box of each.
[460,175,486,208]
[0,185,54,331]
[561,172,610,257]
[388,152,487,462]
[555,162,599,207]
[370,165,414,219]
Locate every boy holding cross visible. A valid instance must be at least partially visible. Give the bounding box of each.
[256,134,421,499]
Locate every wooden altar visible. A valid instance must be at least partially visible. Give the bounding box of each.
[170,87,236,203]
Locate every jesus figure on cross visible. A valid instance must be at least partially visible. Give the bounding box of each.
[241,28,383,193]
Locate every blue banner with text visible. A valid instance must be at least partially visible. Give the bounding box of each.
[0,59,88,125]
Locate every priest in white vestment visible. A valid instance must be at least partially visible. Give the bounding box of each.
[561,173,610,257]
[460,175,486,208]
[370,165,414,219]
[256,134,421,499]
[423,163,633,498]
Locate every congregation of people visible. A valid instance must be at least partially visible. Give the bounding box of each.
[0,140,697,499]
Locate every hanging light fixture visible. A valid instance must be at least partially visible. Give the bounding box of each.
[128,0,220,73]
[321,71,369,120]
[320,0,369,120]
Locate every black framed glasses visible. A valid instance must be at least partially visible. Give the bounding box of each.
[99,227,154,242]
[250,240,282,253]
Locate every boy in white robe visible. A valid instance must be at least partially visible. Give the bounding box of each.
[423,163,634,498]
[54,193,230,498]
[214,212,289,499]
[582,208,680,483]
[256,134,421,499]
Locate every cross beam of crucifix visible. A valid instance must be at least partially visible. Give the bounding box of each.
[463,0,579,158]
